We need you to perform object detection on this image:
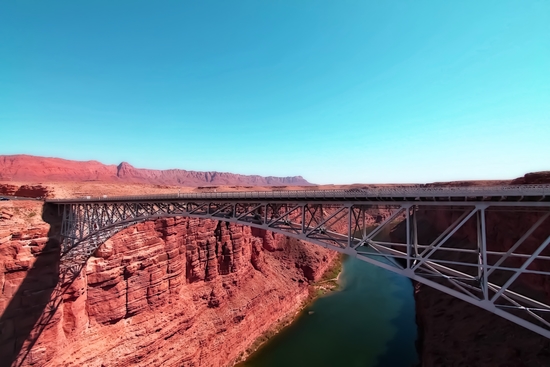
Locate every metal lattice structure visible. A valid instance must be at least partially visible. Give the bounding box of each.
[47,185,550,338]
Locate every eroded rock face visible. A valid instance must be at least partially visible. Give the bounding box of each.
[0,209,336,367]
[0,184,52,198]
[0,155,311,186]
[0,201,59,365]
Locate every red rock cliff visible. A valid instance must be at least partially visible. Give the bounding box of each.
[0,184,52,198]
[0,201,336,367]
[0,155,311,186]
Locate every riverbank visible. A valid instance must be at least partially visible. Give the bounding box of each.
[307,253,343,301]
[235,254,344,365]
[237,254,418,367]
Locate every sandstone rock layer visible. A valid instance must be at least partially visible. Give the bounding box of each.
[0,155,310,186]
[0,204,335,367]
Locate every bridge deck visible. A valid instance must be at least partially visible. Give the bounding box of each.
[46,184,550,204]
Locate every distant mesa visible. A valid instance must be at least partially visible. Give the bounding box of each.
[0,154,312,186]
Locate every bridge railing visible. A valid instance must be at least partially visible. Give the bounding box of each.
[45,184,550,203]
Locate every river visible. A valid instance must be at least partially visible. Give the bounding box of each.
[238,254,419,367]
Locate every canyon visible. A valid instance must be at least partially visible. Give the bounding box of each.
[1,155,550,366]
[0,200,337,367]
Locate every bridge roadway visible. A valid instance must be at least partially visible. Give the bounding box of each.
[48,184,550,204]
[46,184,550,338]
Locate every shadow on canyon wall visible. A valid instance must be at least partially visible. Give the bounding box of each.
[0,203,86,367]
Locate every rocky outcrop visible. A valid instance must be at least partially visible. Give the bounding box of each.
[0,184,52,198]
[511,171,550,185]
[0,155,311,186]
[0,202,336,367]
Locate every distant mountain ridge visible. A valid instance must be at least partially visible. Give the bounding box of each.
[0,155,311,186]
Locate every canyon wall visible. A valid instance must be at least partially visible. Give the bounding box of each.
[403,207,550,366]
[0,200,336,367]
[414,283,550,367]
[0,155,311,186]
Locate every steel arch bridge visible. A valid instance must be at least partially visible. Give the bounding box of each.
[46,185,550,339]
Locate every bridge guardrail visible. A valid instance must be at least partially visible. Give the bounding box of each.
[45,184,550,203]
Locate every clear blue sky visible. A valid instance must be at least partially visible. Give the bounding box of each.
[1,1,549,184]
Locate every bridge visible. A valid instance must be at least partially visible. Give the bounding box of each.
[46,184,550,339]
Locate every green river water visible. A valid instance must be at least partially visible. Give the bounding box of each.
[238,255,419,367]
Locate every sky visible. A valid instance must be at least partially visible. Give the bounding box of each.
[1,1,549,184]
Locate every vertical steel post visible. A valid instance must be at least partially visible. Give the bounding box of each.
[301,204,306,234]
[480,206,489,300]
[477,210,482,281]
[406,205,411,269]
[348,205,352,249]
[413,206,418,258]
[61,204,67,253]
[83,204,89,240]
[61,204,66,236]
[362,206,366,239]
[72,204,78,241]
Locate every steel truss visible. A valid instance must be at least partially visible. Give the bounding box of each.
[53,196,550,339]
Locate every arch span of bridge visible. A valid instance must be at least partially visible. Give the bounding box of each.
[46,185,550,339]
